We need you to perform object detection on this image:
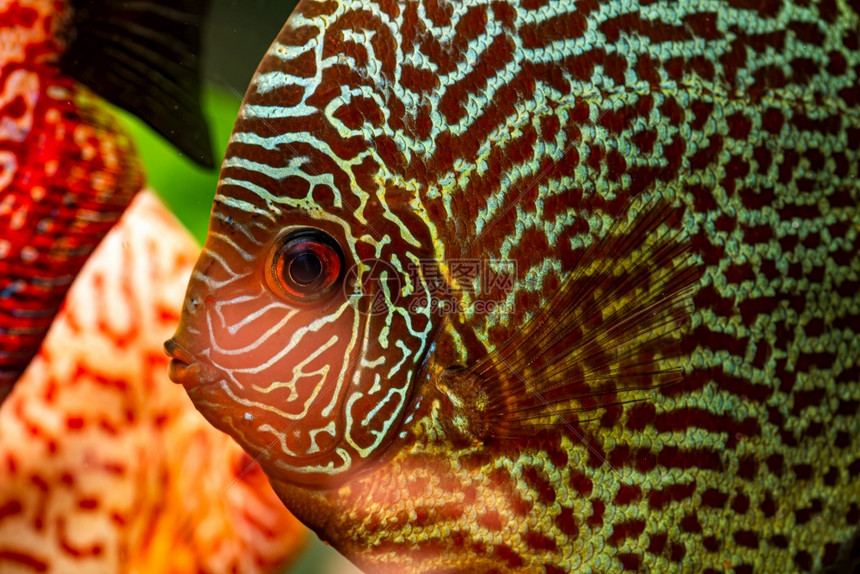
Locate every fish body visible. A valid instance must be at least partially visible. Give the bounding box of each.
[169,1,860,572]
[0,0,211,399]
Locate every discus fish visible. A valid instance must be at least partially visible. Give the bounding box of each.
[0,0,212,400]
[0,190,304,573]
[167,1,860,572]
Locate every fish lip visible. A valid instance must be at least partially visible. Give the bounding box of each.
[164,338,215,387]
[164,338,194,364]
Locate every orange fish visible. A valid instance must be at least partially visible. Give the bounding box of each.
[0,0,212,399]
[0,191,304,573]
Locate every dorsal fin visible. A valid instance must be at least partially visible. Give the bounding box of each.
[61,0,214,167]
[439,200,700,440]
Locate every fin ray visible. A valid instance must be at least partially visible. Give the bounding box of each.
[62,0,214,166]
[442,200,701,440]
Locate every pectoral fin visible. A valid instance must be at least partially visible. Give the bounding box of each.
[442,201,701,440]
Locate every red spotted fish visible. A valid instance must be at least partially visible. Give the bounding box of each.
[167,0,860,572]
[0,0,212,400]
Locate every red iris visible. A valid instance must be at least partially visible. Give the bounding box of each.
[269,229,343,303]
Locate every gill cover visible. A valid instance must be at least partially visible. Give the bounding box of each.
[174,210,435,485]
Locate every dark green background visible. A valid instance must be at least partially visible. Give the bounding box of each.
[115,1,360,572]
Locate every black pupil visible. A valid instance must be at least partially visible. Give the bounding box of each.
[289,251,323,286]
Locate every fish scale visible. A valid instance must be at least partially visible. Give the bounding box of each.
[169,0,860,572]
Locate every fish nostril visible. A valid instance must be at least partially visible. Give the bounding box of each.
[186,295,213,313]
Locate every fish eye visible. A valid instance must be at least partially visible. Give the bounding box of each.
[268,229,344,303]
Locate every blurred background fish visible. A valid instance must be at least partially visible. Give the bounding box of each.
[0,189,305,573]
[167,0,860,572]
[0,0,212,400]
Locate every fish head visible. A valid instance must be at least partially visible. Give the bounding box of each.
[166,72,439,488]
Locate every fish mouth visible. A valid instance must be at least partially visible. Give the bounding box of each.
[164,338,215,387]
